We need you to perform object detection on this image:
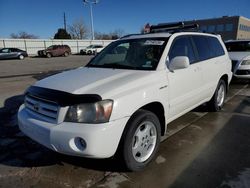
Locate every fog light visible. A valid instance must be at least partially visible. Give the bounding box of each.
[79,138,87,148]
[72,137,87,151]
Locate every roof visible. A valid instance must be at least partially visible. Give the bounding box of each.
[121,33,172,40]
[121,31,220,40]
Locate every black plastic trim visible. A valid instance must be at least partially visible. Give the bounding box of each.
[26,86,102,107]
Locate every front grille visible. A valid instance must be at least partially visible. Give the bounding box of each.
[25,94,59,123]
[235,69,250,75]
[231,60,238,72]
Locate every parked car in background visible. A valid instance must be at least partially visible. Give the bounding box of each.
[38,45,71,58]
[0,48,28,60]
[80,45,104,55]
[225,40,250,79]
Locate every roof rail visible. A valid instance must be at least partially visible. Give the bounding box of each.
[150,22,199,33]
[120,34,142,39]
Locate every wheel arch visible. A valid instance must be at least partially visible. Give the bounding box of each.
[220,74,229,92]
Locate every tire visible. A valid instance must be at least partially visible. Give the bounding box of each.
[119,109,161,171]
[64,51,69,57]
[19,55,24,60]
[207,79,226,112]
[46,53,52,58]
[87,50,92,55]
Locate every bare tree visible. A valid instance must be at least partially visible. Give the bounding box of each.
[10,31,38,39]
[95,29,126,40]
[68,18,89,39]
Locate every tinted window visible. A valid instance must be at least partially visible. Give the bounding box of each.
[169,36,196,64]
[10,48,18,52]
[216,24,224,32]
[207,37,225,57]
[225,41,250,52]
[207,25,215,32]
[192,36,212,61]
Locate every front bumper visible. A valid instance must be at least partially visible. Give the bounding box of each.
[234,65,250,79]
[18,105,129,158]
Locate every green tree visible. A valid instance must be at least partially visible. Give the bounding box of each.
[54,28,71,39]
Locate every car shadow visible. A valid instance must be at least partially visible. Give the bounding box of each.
[0,94,126,172]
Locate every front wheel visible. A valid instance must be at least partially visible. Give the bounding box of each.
[119,109,161,171]
[46,53,52,58]
[207,79,226,111]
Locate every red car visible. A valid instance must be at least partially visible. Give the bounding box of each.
[38,45,71,58]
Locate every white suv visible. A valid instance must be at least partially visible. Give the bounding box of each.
[18,23,232,171]
[80,45,104,55]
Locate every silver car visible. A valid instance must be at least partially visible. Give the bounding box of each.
[225,40,250,79]
[0,48,28,60]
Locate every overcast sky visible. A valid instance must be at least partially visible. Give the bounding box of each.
[0,0,249,38]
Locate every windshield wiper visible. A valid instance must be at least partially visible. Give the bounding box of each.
[102,63,137,69]
[87,63,137,70]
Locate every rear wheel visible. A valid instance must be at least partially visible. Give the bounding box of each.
[207,79,226,111]
[119,109,161,171]
[64,51,69,57]
[19,55,24,60]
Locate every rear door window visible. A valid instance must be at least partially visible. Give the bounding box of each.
[192,36,212,61]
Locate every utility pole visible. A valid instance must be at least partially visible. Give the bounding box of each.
[83,0,99,40]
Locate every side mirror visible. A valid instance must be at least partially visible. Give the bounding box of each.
[169,56,190,71]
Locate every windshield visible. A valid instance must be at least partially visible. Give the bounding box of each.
[87,38,168,70]
[225,41,250,52]
[47,45,57,50]
[86,45,94,49]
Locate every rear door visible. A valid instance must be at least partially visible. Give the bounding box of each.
[192,35,225,99]
[167,35,203,120]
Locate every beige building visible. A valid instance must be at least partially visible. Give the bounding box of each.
[184,16,250,41]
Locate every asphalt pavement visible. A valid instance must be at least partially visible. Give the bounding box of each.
[0,56,249,188]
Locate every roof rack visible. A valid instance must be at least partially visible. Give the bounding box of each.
[150,22,199,33]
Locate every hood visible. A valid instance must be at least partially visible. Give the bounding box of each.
[34,67,160,99]
[228,52,250,61]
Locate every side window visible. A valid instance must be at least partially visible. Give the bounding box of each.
[10,48,17,52]
[207,37,225,57]
[192,36,212,61]
[169,36,196,64]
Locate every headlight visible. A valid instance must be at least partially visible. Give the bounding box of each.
[64,100,113,123]
[241,60,250,65]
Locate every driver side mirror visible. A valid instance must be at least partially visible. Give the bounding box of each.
[169,56,190,71]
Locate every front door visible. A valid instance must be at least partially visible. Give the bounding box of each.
[167,36,203,121]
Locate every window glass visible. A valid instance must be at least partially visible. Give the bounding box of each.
[225,24,233,31]
[216,24,224,32]
[207,37,225,57]
[10,48,18,52]
[225,41,250,52]
[87,38,168,70]
[192,36,212,61]
[207,25,215,32]
[169,36,196,64]
[1,49,10,53]
[200,25,207,32]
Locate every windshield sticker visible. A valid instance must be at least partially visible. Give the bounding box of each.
[144,40,165,46]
